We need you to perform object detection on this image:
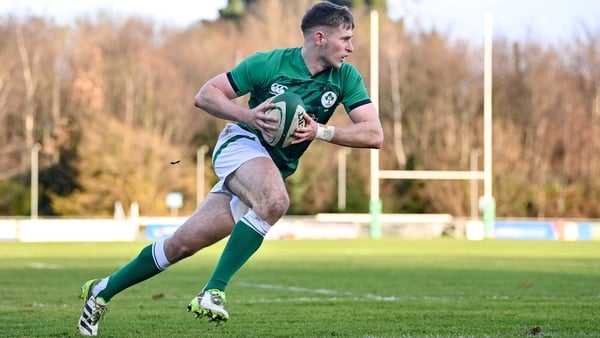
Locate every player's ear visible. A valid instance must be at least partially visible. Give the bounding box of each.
[315,31,326,45]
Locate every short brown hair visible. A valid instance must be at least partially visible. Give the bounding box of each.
[301,1,355,34]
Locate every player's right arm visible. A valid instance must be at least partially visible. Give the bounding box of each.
[194,73,243,121]
[194,73,277,134]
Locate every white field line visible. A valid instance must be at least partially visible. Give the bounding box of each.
[27,262,61,269]
[234,282,588,303]
[235,282,399,302]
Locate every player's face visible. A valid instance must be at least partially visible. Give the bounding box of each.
[320,25,354,69]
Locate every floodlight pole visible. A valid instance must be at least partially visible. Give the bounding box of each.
[196,145,209,206]
[338,148,348,210]
[30,143,41,219]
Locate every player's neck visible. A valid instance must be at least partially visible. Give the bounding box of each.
[300,46,327,76]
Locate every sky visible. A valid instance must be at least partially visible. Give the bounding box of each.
[0,0,598,43]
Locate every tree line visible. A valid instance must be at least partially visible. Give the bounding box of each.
[1,0,599,218]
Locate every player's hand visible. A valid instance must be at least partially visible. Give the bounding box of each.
[244,98,278,138]
[291,112,318,144]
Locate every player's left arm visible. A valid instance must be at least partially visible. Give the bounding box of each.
[293,102,383,149]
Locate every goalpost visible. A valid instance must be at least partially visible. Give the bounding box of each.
[369,11,496,238]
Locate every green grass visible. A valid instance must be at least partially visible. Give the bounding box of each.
[1,239,599,337]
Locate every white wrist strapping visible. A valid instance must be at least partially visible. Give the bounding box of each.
[316,125,335,142]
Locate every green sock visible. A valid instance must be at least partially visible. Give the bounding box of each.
[204,219,265,291]
[97,241,169,302]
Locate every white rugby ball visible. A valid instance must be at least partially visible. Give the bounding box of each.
[262,92,306,148]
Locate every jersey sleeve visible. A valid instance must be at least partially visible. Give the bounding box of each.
[340,64,372,113]
[227,52,271,97]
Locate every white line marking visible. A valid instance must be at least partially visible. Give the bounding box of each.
[27,262,61,269]
[234,282,569,303]
[235,282,398,301]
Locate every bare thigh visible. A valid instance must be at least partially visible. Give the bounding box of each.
[164,192,234,263]
[225,157,289,225]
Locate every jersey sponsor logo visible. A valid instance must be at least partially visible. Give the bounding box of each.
[270,83,288,95]
[321,91,337,108]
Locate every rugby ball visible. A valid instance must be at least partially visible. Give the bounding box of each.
[262,92,306,148]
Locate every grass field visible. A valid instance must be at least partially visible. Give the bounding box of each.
[1,239,599,337]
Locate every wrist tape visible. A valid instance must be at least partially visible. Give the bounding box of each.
[316,125,335,142]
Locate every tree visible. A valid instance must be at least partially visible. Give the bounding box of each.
[2,1,600,218]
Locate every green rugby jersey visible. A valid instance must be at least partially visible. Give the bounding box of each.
[227,47,371,178]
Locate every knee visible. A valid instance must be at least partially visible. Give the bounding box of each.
[164,237,197,263]
[256,190,289,224]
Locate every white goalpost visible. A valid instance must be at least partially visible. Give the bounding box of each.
[369,11,495,238]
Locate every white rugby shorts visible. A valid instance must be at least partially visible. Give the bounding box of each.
[209,123,270,222]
